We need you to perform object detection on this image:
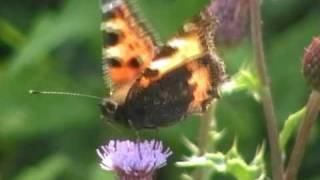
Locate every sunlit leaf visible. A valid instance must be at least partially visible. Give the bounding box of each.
[279,107,306,150]
[221,66,260,101]
[176,139,266,180]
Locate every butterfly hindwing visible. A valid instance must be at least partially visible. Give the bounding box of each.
[123,53,224,128]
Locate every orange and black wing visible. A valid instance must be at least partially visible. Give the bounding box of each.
[119,12,226,128]
[101,0,161,102]
[130,12,225,114]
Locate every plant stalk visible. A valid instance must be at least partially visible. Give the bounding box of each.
[249,0,284,179]
[285,90,320,180]
[192,102,217,180]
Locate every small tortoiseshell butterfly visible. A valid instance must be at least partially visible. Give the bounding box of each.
[100,0,225,129]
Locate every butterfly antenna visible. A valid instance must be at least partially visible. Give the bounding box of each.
[29,90,101,100]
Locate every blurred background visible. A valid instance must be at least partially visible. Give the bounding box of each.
[0,0,319,179]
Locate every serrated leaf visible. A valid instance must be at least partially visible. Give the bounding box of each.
[227,158,257,180]
[226,144,265,180]
[181,136,200,155]
[251,143,265,166]
[177,141,266,180]
[226,139,241,159]
[205,152,227,172]
[221,66,260,101]
[209,129,225,143]
[176,156,214,167]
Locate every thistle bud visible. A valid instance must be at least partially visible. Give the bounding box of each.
[302,37,320,91]
[207,0,250,46]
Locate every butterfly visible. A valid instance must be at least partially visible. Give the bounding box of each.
[100,0,225,129]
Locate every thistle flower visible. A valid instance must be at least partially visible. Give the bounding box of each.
[97,139,172,180]
[207,0,250,46]
[302,37,320,91]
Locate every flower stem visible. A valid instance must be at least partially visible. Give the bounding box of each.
[249,0,284,179]
[198,103,217,154]
[119,174,153,180]
[285,90,320,180]
[192,103,217,180]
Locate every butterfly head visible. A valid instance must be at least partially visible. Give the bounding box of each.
[100,97,131,128]
[100,98,120,121]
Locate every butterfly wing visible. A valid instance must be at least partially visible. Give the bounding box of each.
[121,12,226,128]
[101,0,161,103]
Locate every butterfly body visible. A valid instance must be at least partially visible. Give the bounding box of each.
[100,0,225,129]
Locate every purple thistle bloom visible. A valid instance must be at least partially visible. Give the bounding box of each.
[97,140,172,180]
[207,0,250,46]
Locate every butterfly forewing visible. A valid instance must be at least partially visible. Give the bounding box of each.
[101,0,160,96]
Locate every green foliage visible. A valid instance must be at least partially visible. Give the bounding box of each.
[221,66,260,101]
[0,18,25,48]
[88,165,115,180]
[14,155,70,180]
[176,140,266,180]
[133,0,210,41]
[7,0,100,75]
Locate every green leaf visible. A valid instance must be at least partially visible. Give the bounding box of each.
[0,18,25,48]
[221,66,260,101]
[279,107,306,150]
[226,141,265,180]
[205,152,227,172]
[176,156,214,168]
[176,140,266,180]
[227,158,257,180]
[182,136,200,155]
